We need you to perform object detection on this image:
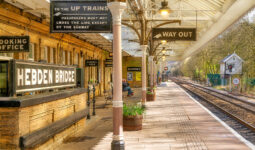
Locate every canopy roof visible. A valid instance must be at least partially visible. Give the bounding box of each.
[3,0,255,61]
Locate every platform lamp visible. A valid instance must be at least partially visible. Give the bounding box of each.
[159,0,171,16]
[107,0,126,2]
[162,47,166,54]
[162,54,166,61]
[161,40,167,44]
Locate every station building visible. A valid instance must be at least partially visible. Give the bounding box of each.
[0,1,117,149]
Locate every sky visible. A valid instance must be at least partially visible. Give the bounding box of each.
[247,8,255,23]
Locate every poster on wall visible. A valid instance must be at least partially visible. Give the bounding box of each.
[136,72,141,81]
[127,72,133,81]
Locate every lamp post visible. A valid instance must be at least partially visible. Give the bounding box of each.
[107,2,126,150]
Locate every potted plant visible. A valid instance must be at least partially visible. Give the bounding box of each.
[152,86,157,94]
[89,79,94,85]
[123,104,145,131]
[146,88,156,101]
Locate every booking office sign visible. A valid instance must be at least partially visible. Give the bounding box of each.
[50,0,112,33]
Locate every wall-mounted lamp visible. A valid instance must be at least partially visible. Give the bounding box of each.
[159,0,171,16]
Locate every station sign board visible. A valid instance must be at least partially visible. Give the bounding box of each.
[15,60,76,93]
[0,36,30,53]
[152,28,196,41]
[85,60,98,67]
[105,59,112,62]
[127,67,141,72]
[105,64,112,67]
[50,0,112,33]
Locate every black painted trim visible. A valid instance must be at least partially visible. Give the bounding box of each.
[0,88,87,107]
[20,108,89,149]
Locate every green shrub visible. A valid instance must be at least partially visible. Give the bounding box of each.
[123,104,144,117]
[146,91,154,94]
[146,87,155,94]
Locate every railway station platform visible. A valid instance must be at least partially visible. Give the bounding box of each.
[60,81,253,150]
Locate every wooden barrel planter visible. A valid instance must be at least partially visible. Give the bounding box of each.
[146,93,155,101]
[123,115,143,131]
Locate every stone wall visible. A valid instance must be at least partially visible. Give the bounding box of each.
[0,90,87,150]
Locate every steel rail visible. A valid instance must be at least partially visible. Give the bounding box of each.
[189,85,255,114]
[171,78,255,132]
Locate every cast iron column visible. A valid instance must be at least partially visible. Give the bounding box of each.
[108,2,126,150]
[92,85,96,116]
[149,56,154,87]
[87,86,90,119]
[154,61,157,86]
[141,45,147,107]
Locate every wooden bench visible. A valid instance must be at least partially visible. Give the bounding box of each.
[104,90,112,104]
[122,90,128,98]
[104,90,129,104]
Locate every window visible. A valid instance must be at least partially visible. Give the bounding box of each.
[49,47,54,63]
[0,62,8,96]
[74,53,78,65]
[80,55,83,68]
[62,51,66,65]
[44,46,48,62]
[67,51,70,65]
[0,53,13,60]
[28,43,34,61]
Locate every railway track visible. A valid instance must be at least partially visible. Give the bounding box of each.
[171,78,255,137]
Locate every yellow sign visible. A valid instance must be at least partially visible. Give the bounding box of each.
[136,72,141,81]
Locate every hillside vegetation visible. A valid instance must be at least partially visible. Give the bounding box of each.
[177,17,255,95]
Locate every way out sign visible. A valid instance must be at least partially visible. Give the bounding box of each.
[152,28,196,41]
